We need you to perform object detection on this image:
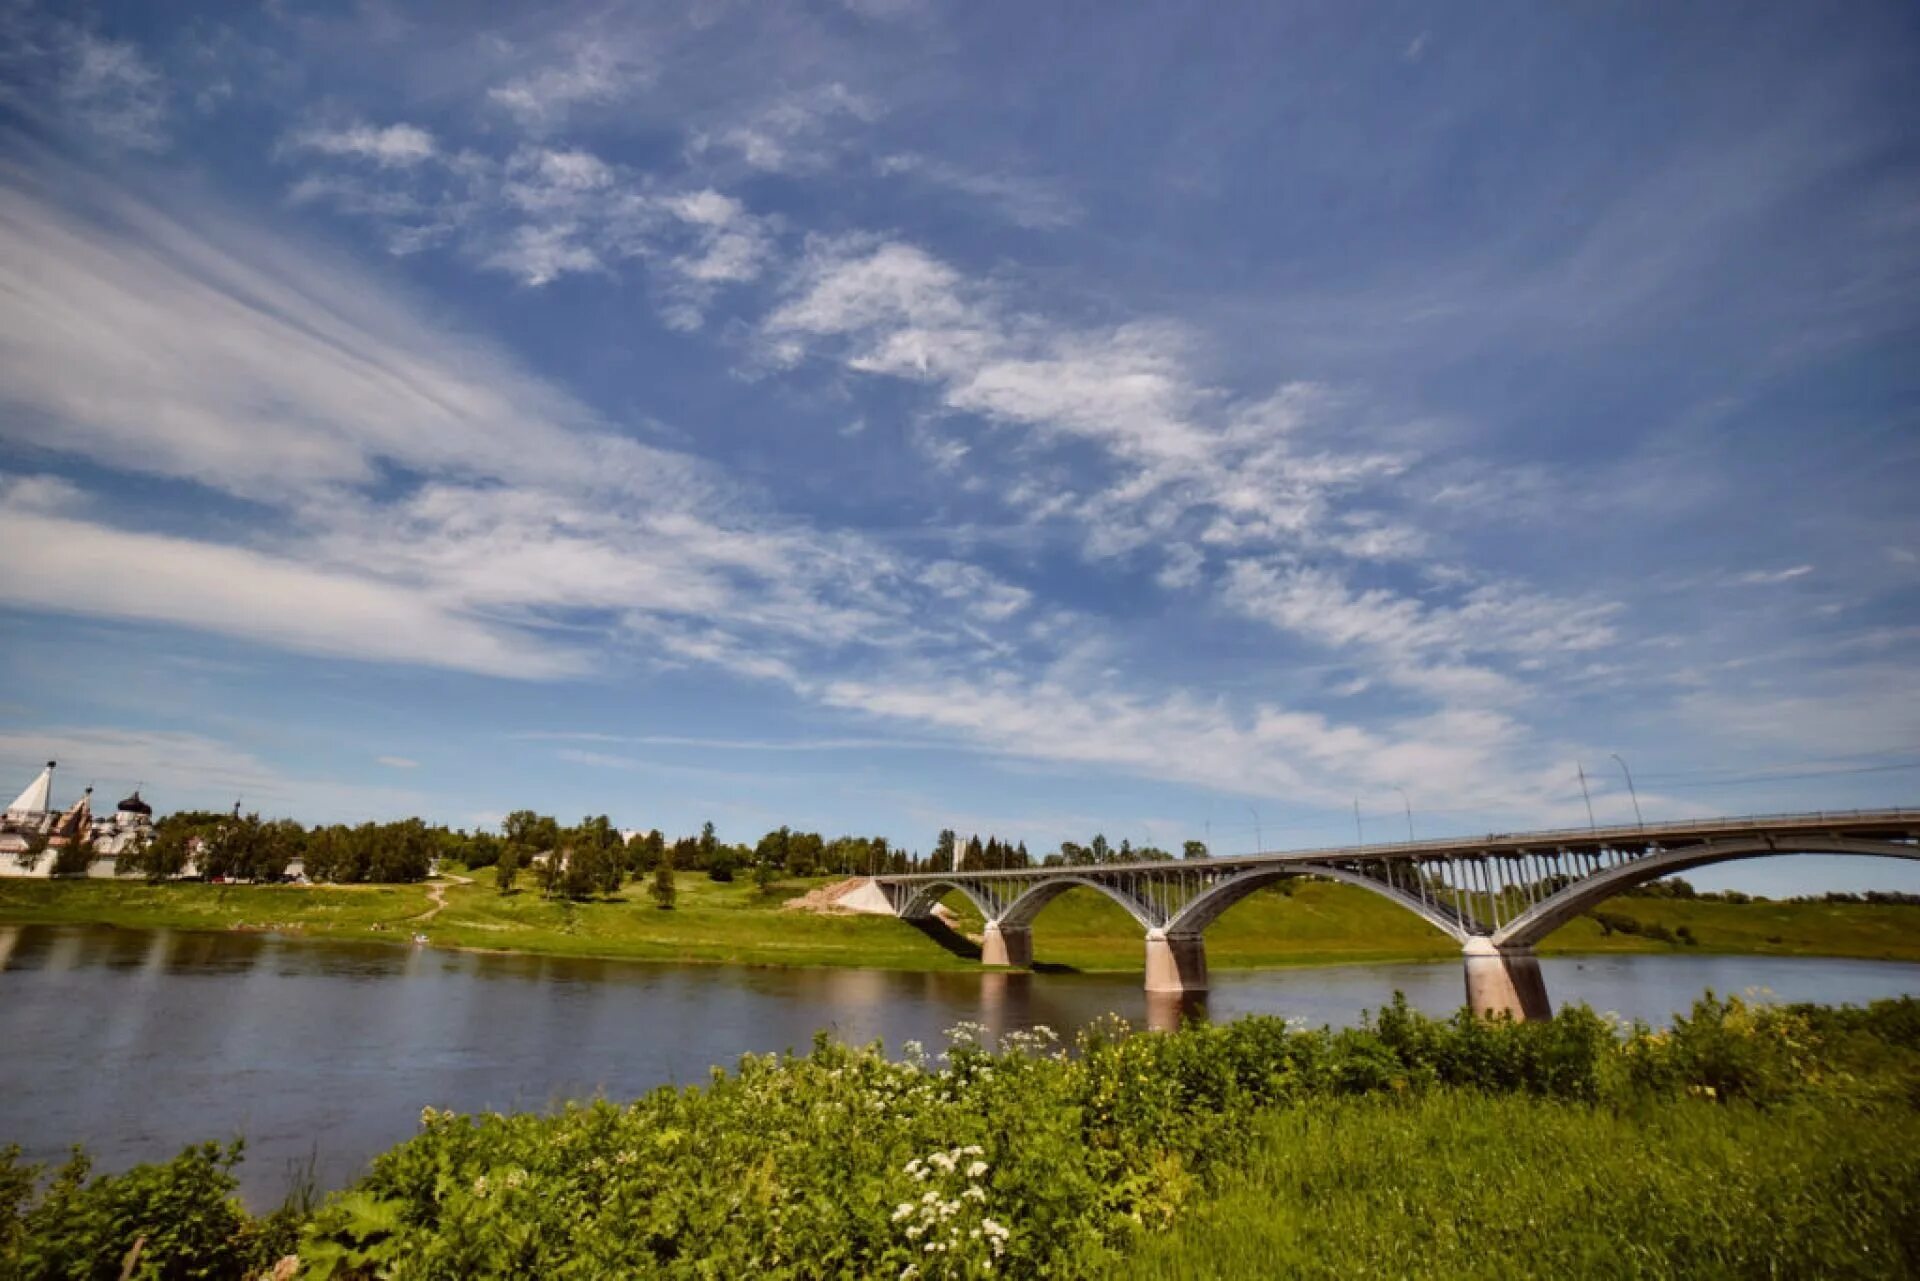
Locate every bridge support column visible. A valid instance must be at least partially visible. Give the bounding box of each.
[980,921,1032,968]
[1463,937,1552,1021]
[1144,929,1208,993]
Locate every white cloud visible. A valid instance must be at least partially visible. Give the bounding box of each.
[59,31,168,151]
[281,138,776,316]
[484,221,602,286]
[1731,564,1815,586]
[1221,561,1619,702]
[288,122,436,168]
[488,41,644,133]
[0,155,1043,690]
[813,665,1585,821]
[692,83,880,174]
[876,153,1079,230]
[376,756,420,769]
[0,506,584,678]
[759,236,1638,725]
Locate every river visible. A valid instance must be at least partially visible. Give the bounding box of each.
[3,923,1917,1205]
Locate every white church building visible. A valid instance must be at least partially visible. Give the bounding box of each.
[0,760,157,878]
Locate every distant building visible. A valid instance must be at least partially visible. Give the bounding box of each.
[0,761,159,878]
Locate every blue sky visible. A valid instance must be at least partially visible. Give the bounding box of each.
[1,1,1916,894]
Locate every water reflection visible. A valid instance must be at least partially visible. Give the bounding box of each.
[1144,990,1209,1034]
[3,923,1918,1206]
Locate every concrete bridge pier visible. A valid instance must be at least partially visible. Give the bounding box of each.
[980,921,1033,968]
[1144,929,1208,993]
[1463,937,1552,1021]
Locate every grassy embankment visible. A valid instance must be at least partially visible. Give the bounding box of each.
[3,873,1918,972]
[7,995,1920,1277]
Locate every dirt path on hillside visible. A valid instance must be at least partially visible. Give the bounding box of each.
[410,872,473,925]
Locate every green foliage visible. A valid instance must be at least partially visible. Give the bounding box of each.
[649,849,676,909]
[7,995,1920,1277]
[0,1141,294,1280]
[493,847,520,895]
[548,816,625,900]
[278,995,1918,1278]
[49,840,96,878]
[300,819,434,884]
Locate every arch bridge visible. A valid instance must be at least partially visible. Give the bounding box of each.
[872,809,1920,1020]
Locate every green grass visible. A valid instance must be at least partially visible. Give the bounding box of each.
[1121,1092,1920,1279]
[5,874,1919,973]
[0,878,433,938]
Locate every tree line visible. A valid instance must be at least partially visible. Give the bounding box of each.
[120,811,458,883]
[111,808,1221,894]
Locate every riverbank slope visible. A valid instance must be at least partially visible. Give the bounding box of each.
[4,875,1917,971]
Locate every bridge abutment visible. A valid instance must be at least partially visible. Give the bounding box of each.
[981,921,1033,968]
[1463,937,1552,1021]
[1144,929,1208,993]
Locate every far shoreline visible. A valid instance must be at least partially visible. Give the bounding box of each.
[5,873,1919,978]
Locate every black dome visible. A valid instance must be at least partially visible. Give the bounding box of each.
[117,791,152,816]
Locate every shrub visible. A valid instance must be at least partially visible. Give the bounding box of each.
[0,1141,294,1279]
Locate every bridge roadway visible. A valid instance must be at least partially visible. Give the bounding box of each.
[869,808,1920,1020]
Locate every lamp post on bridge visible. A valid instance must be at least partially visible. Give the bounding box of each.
[1246,805,1262,854]
[1576,763,1596,832]
[1611,753,1644,829]
[1394,787,1415,842]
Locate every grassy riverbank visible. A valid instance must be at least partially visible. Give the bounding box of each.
[5,995,1919,1278]
[3,874,1919,972]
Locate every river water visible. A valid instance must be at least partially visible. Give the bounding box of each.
[3,923,1918,1205]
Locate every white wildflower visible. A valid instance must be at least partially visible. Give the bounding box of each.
[966,1160,989,1178]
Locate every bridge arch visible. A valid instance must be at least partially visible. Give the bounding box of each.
[998,876,1159,931]
[894,878,1004,922]
[1165,863,1470,942]
[1493,836,1920,948]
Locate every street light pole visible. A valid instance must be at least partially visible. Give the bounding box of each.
[1576,763,1596,832]
[1353,797,1364,845]
[1394,787,1415,842]
[1246,805,1262,854]
[1611,753,1644,829]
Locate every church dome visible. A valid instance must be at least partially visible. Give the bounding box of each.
[117,791,152,816]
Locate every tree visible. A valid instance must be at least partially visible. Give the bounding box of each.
[755,827,791,872]
[650,846,677,909]
[1183,840,1210,860]
[495,846,521,894]
[930,829,956,873]
[557,816,624,899]
[789,831,824,877]
[51,838,96,878]
[627,830,665,879]
[1090,834,1111,865]
[753,855,780,893]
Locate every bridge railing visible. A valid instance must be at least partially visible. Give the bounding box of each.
[877,806,1920,882]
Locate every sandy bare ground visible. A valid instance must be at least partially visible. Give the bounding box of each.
[784,877,957,924]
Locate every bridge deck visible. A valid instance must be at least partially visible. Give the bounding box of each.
[877,807,1920,882]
